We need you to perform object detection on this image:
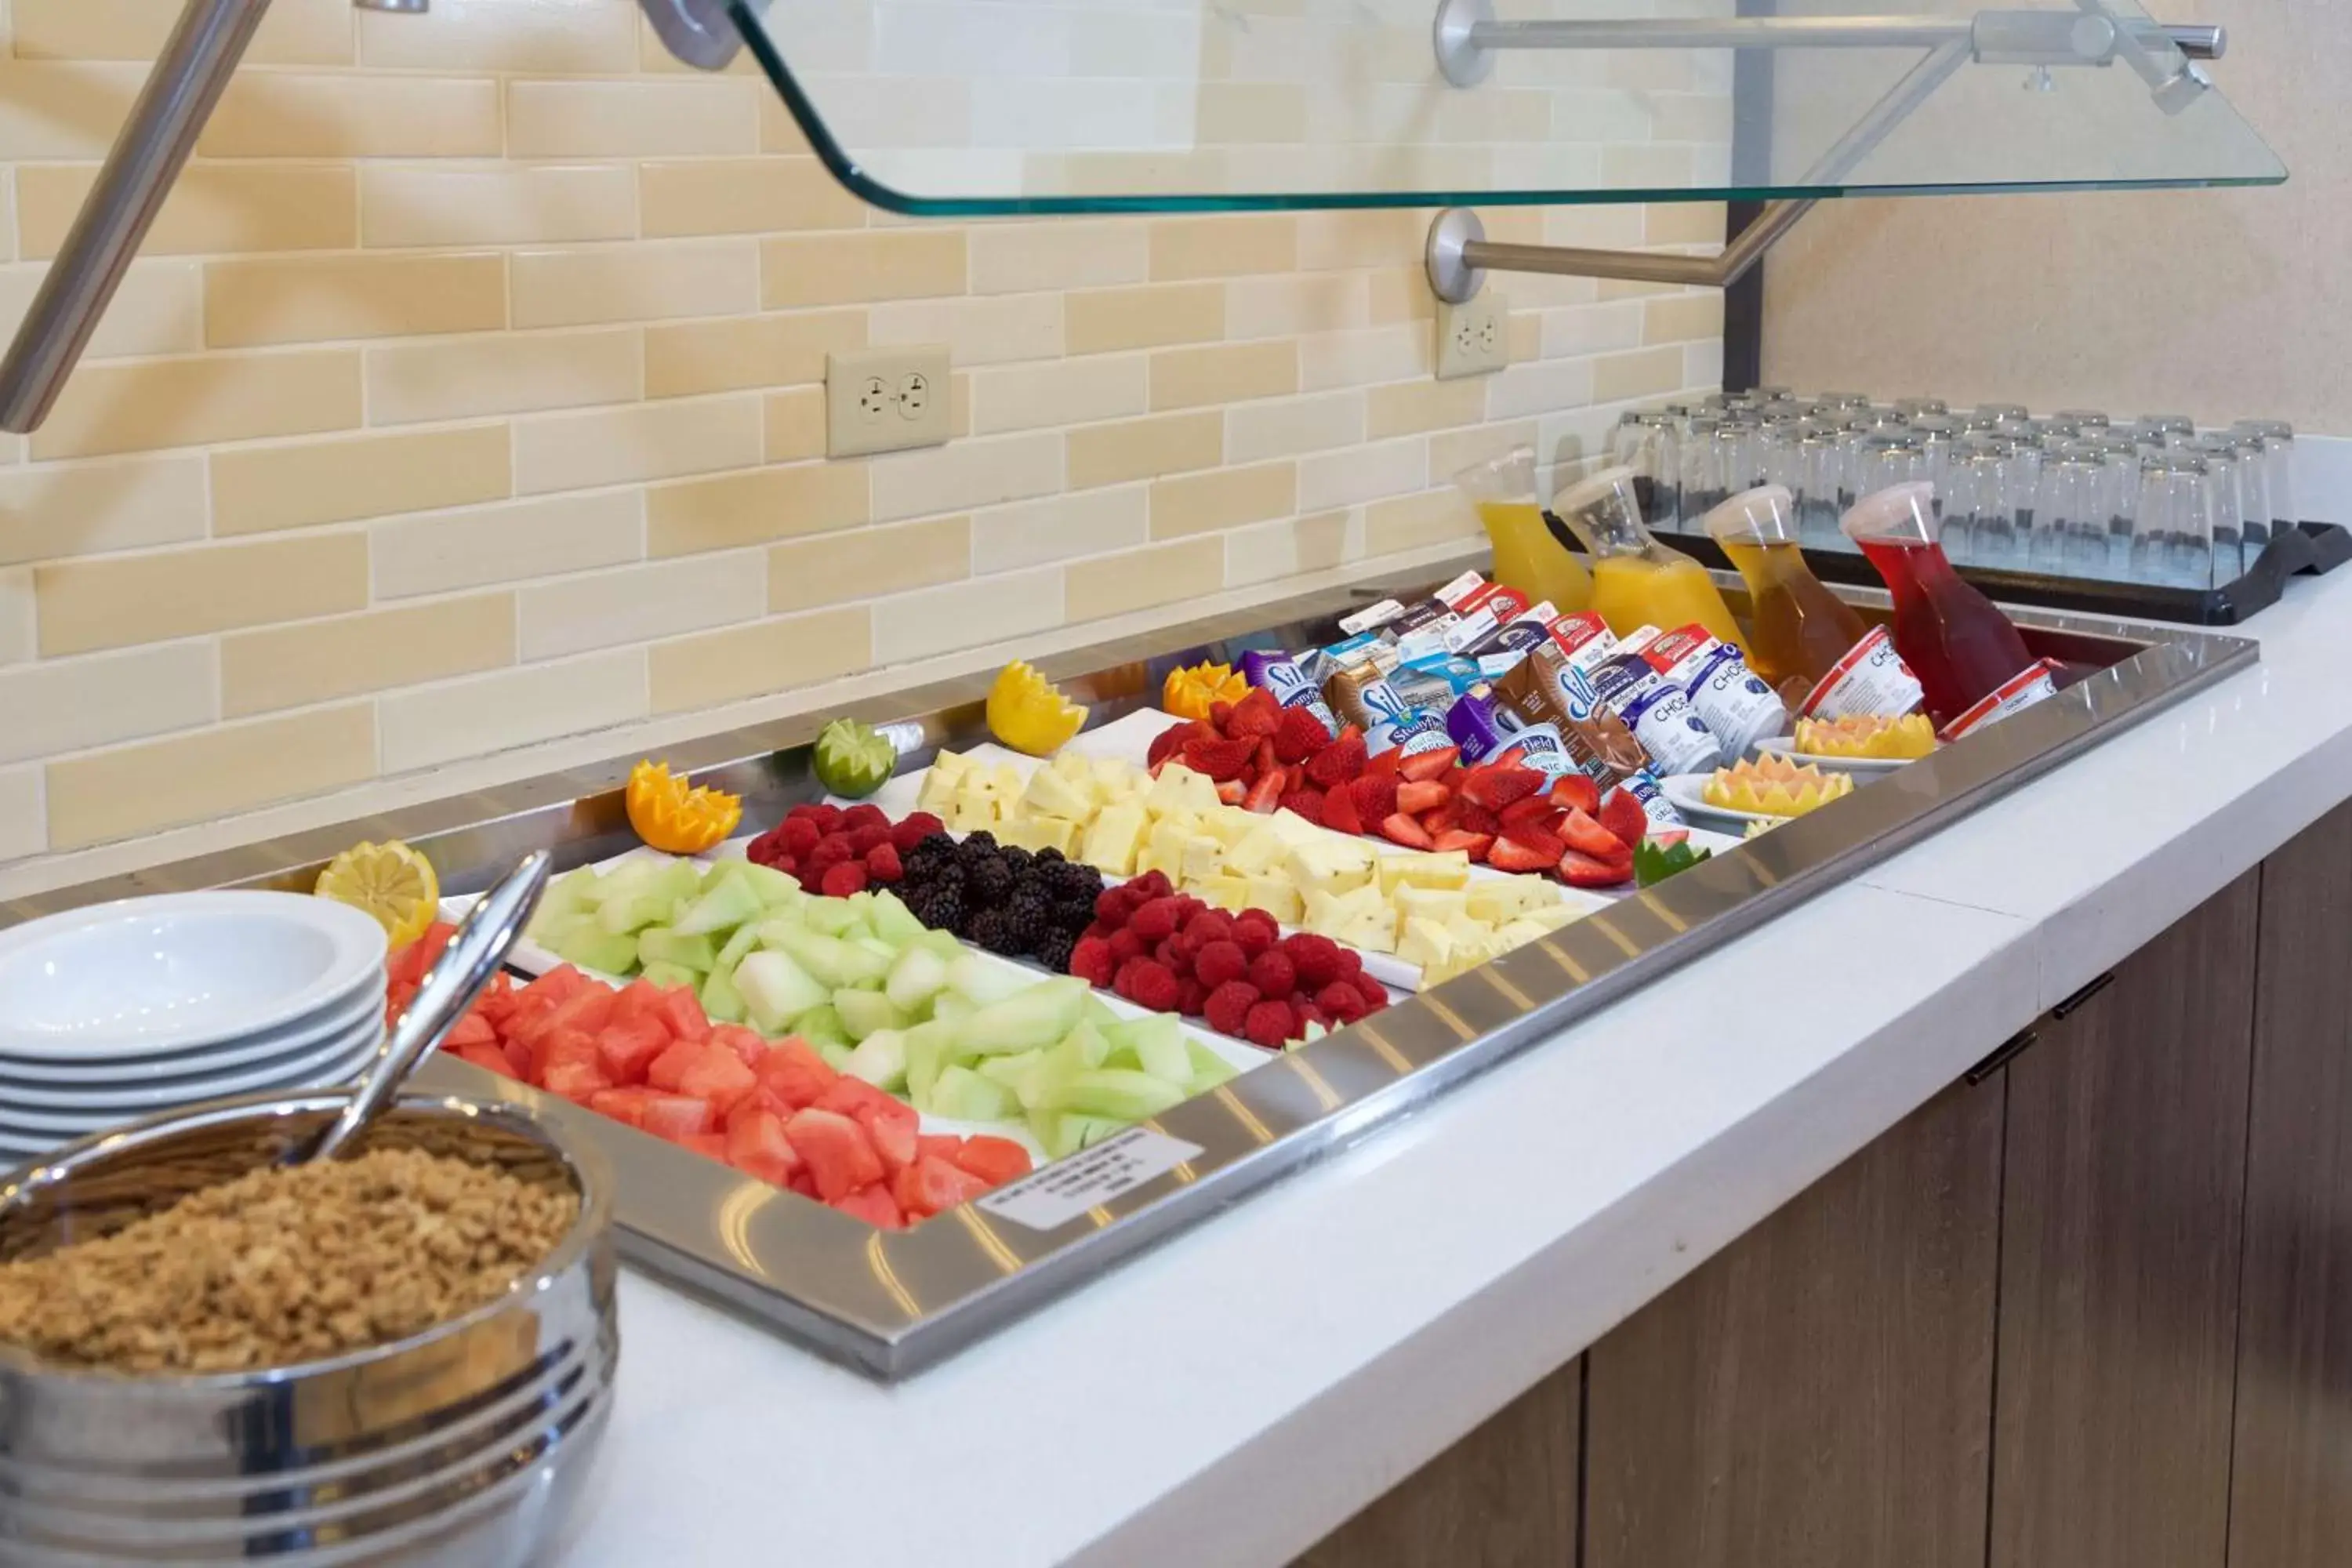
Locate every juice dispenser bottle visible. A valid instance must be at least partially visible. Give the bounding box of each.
[1840,481,2038,728]
[1552,465,1746,648]
[1453,446,1594,613]
[1703,484,1869,704]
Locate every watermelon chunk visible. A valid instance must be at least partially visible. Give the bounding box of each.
[952,1135,1034,1189]
[675,1047,757,1116]
[588,1086,658,1129]
[754,1039,838,1110]
[892,1155,989,1221]
[724,1105,802,1188]
[445,1013,499,1051]
[645,1038,706,1093]
[595,1016,670,1086]
[832,1184,906,1230]
[641,1094,716,1144]
[679,1132,729,1162]
[541,1056,612,1105]
[786,1108,884,1202]
[452,1041,513,1079]
[655,986,712,1043]
[608,978,666,1031]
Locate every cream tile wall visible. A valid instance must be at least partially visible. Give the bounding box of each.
[0,0,1723,868]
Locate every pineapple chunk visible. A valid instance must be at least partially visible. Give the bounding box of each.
[917,750,974,814]
[1378,851,1472,895]
[1425,935,1495,985]
[1134,846,1172,877]
[999,818,1077,856]
[1146,764,1210,820]
[1050,751,1092,783]
[1265,808,1323,847]
[1398,916,1455,972]
[1146,818,1195,872]
[949,795,1001,833]
[1395,884,1469,927]
[1514,902,1584,934]
[983,762,1025,800]
[1443,909,1489,947]
[1197,873,1251,913]
[1338,904,1399,954]
[1245,876,1303,924]
[1289,837,1377,898]
[1162,764,1221,817]
[1203,808,1259,849]
[1091,756,1140,800]
[1021,766,1098,824]
[1228,825,1288,877]
[1081,803,1148,876]
[1465,875,1562,924]
[1180,833,1227,884]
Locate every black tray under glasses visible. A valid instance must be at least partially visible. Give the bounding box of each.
[1657,520,2352,627]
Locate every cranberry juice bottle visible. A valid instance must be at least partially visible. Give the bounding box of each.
[1841,482,2036,728]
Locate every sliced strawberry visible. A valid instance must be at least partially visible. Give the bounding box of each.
[1216,779,1247,805]
[1351,774,1399,821]
[1277,789,1326,824]
[1395,779,1450,815]
[1560,848,1635,887]
[1181,735,1257,782]
[1254,737,1279,779]
[1596,788,1650,851]
[1286,764,1307,794]
[1431,829,1494,859]
[1452,801,1501,836]
[1397,746,1461,783]
[1499,795,1559,829]
[1148,719,1211,768]
[1305,728,1368,787]
[1365,747,1403,781]
[1559,807,1624,859]
[1548,773,1602,816]
[1322,783,1365,836]
[1241,770,1287,814]
[1379,812,1436,849]
[1272,704,1332,763]
[1458,764,1543,811]
[1500,820,1568,858]
[1488,836,1563,873]
[1225,688,1282,739]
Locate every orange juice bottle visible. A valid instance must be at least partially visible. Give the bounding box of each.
[1453,446,1594,613]
[1553,466,1746,648]
[1703,484,1867,703]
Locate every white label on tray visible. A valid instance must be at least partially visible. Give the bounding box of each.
[978,1127,1205,1232]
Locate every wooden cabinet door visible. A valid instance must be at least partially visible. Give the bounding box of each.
[1990,873,2260,1568]
[2230,803,2352,1567]
[1581,1075,2005,1568]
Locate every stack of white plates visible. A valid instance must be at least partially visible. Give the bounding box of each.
[0,892,388,1166]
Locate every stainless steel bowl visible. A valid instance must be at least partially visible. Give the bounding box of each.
[0,1091,617,1565]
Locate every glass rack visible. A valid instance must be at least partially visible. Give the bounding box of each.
[724,0,2283,216]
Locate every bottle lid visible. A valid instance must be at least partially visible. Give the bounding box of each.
[1839,481,1938,545]
[1701,484,1796,546]
[1552,464,1641,519]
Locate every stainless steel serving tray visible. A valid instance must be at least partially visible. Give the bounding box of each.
[1,554,2257,1380]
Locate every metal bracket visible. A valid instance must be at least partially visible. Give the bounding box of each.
[1426,0,2225,302]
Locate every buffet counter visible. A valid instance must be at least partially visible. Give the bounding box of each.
[548,566,2352,1567]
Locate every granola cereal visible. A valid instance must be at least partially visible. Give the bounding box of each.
[0,1147,578,1374]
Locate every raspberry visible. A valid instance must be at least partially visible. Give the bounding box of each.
[848,824,890,855]
[1298,1003,1330,1032]
[819,862,869,897]
[1243,1000,1298,1051]
[1108,930,1145,965]
[1069,936,1116,988]
[1082,920,1115,943]
[1128,897,1183,942]
[1134,870,1174,899]
[1352,971,1388,1010]
[1203,980,1260,1036]
[1234,911,1279,956]
[1193,940,1249,989]
[1169,895,1207,924]
[808,835,853,869]
[890,813,944,851]
[1317,982,1368,1024]
[865,843,903,882]
[1184,910,1236,948]
[842,804,888,831]
[1284,934,1345,989]
[1247,949,1296,998]
[1334,946,1363,978]
[1272,705,1333,764]
[1178,978,1209,1016]
[799,804,844,833]
[1154,938,1182,972]
[781,818,822,858]
[1167,931,1200,967]
[1095,886,1138,924]
[1123,960,1181,1012]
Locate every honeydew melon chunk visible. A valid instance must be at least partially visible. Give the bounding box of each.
[930,990,975,1027]
[799,900,860,938]
[640,960,699,992]
[946,953,1031,1008]
[975,1048,1044,1093]
[1040,1112,1132,1161]
[958,978,1087,1056]
[833,988,907,1041]
[915,929,966,961]
[845,1028,908,1091]
[1109,1015,1191,1084]
[1083,994,1124,1032]
[1012,1029,1100,1112]
[637,927,718,974]
[902,1020,953,1106]
[796,1004,849,1050]
[884,946,950,1014]
[699,963,746,1025]
[1186,1041,1240,1089]
[931,1065,1015,1123]
[816,1040,856,1073]
[866,890,925,946]
[734,949,829,1033]
[552,924,638,977]
[713,920,764,975]
[1046,1068,1187,1122]
[731,861,802,906]
[597,887,675,935]
[851,936,898,971]
[760,924,890,989]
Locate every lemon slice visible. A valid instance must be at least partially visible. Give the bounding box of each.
[316,840,441,949]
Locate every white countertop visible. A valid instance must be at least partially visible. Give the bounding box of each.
[557,568,2352,1568]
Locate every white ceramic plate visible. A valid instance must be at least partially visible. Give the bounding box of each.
[1660,771,1788,830]
[1748,738,1918,777]
[0,1033,379,1135]
[0,1018,383,1114]
[0,892,386,1061]
[0,977,383,1084]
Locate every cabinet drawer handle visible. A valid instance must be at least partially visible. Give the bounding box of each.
[2053,971,2118,1019]
[1965,1028,2039,1086]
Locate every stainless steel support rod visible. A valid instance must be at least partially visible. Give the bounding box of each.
[0,0,274,432]
[1457,198,1814,290]
[1467,16,2223,60]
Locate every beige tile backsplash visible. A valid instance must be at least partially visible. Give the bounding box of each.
[0,0,1721,868]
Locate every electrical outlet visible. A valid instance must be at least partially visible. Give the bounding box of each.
[1434,290,1508,380]
[826,347,952,458]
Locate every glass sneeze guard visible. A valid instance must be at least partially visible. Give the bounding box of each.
[724,0,2284,216]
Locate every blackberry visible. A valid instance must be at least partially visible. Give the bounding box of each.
[909,887,964,935]
[968,908,1024,956]
[1055,898,1097,935]
[1044,860,1102,902]
[1001,846,1034,875]
[966,856,1014,909]
[1033,928,1077,975]
[1006,885,1054,929]
[902,833,956,873]
[957,831,999,863]
[1035,847,1065,865]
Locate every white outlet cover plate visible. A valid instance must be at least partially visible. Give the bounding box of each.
[1434,291,1508,381]
[826,346,953,458]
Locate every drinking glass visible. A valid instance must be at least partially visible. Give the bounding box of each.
[2137,413,2195,445]
[1677,414,1726,523]
[2138,452,2218,588]
[1712,420,1765,504]
[2095,438,2143,582]
[2055,408,2111,433]
[1798,426,1847,551]
[1910,414,1962,495]
[2227,433,2273,558]
[1815,391,1873,412]
[1893,397,1947,419]
[2189,436,2246,582]
[2231,419,2297,535]
[1961,438,2020,567]
[1609,412,1671,528]
[2041,444,2111,576]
